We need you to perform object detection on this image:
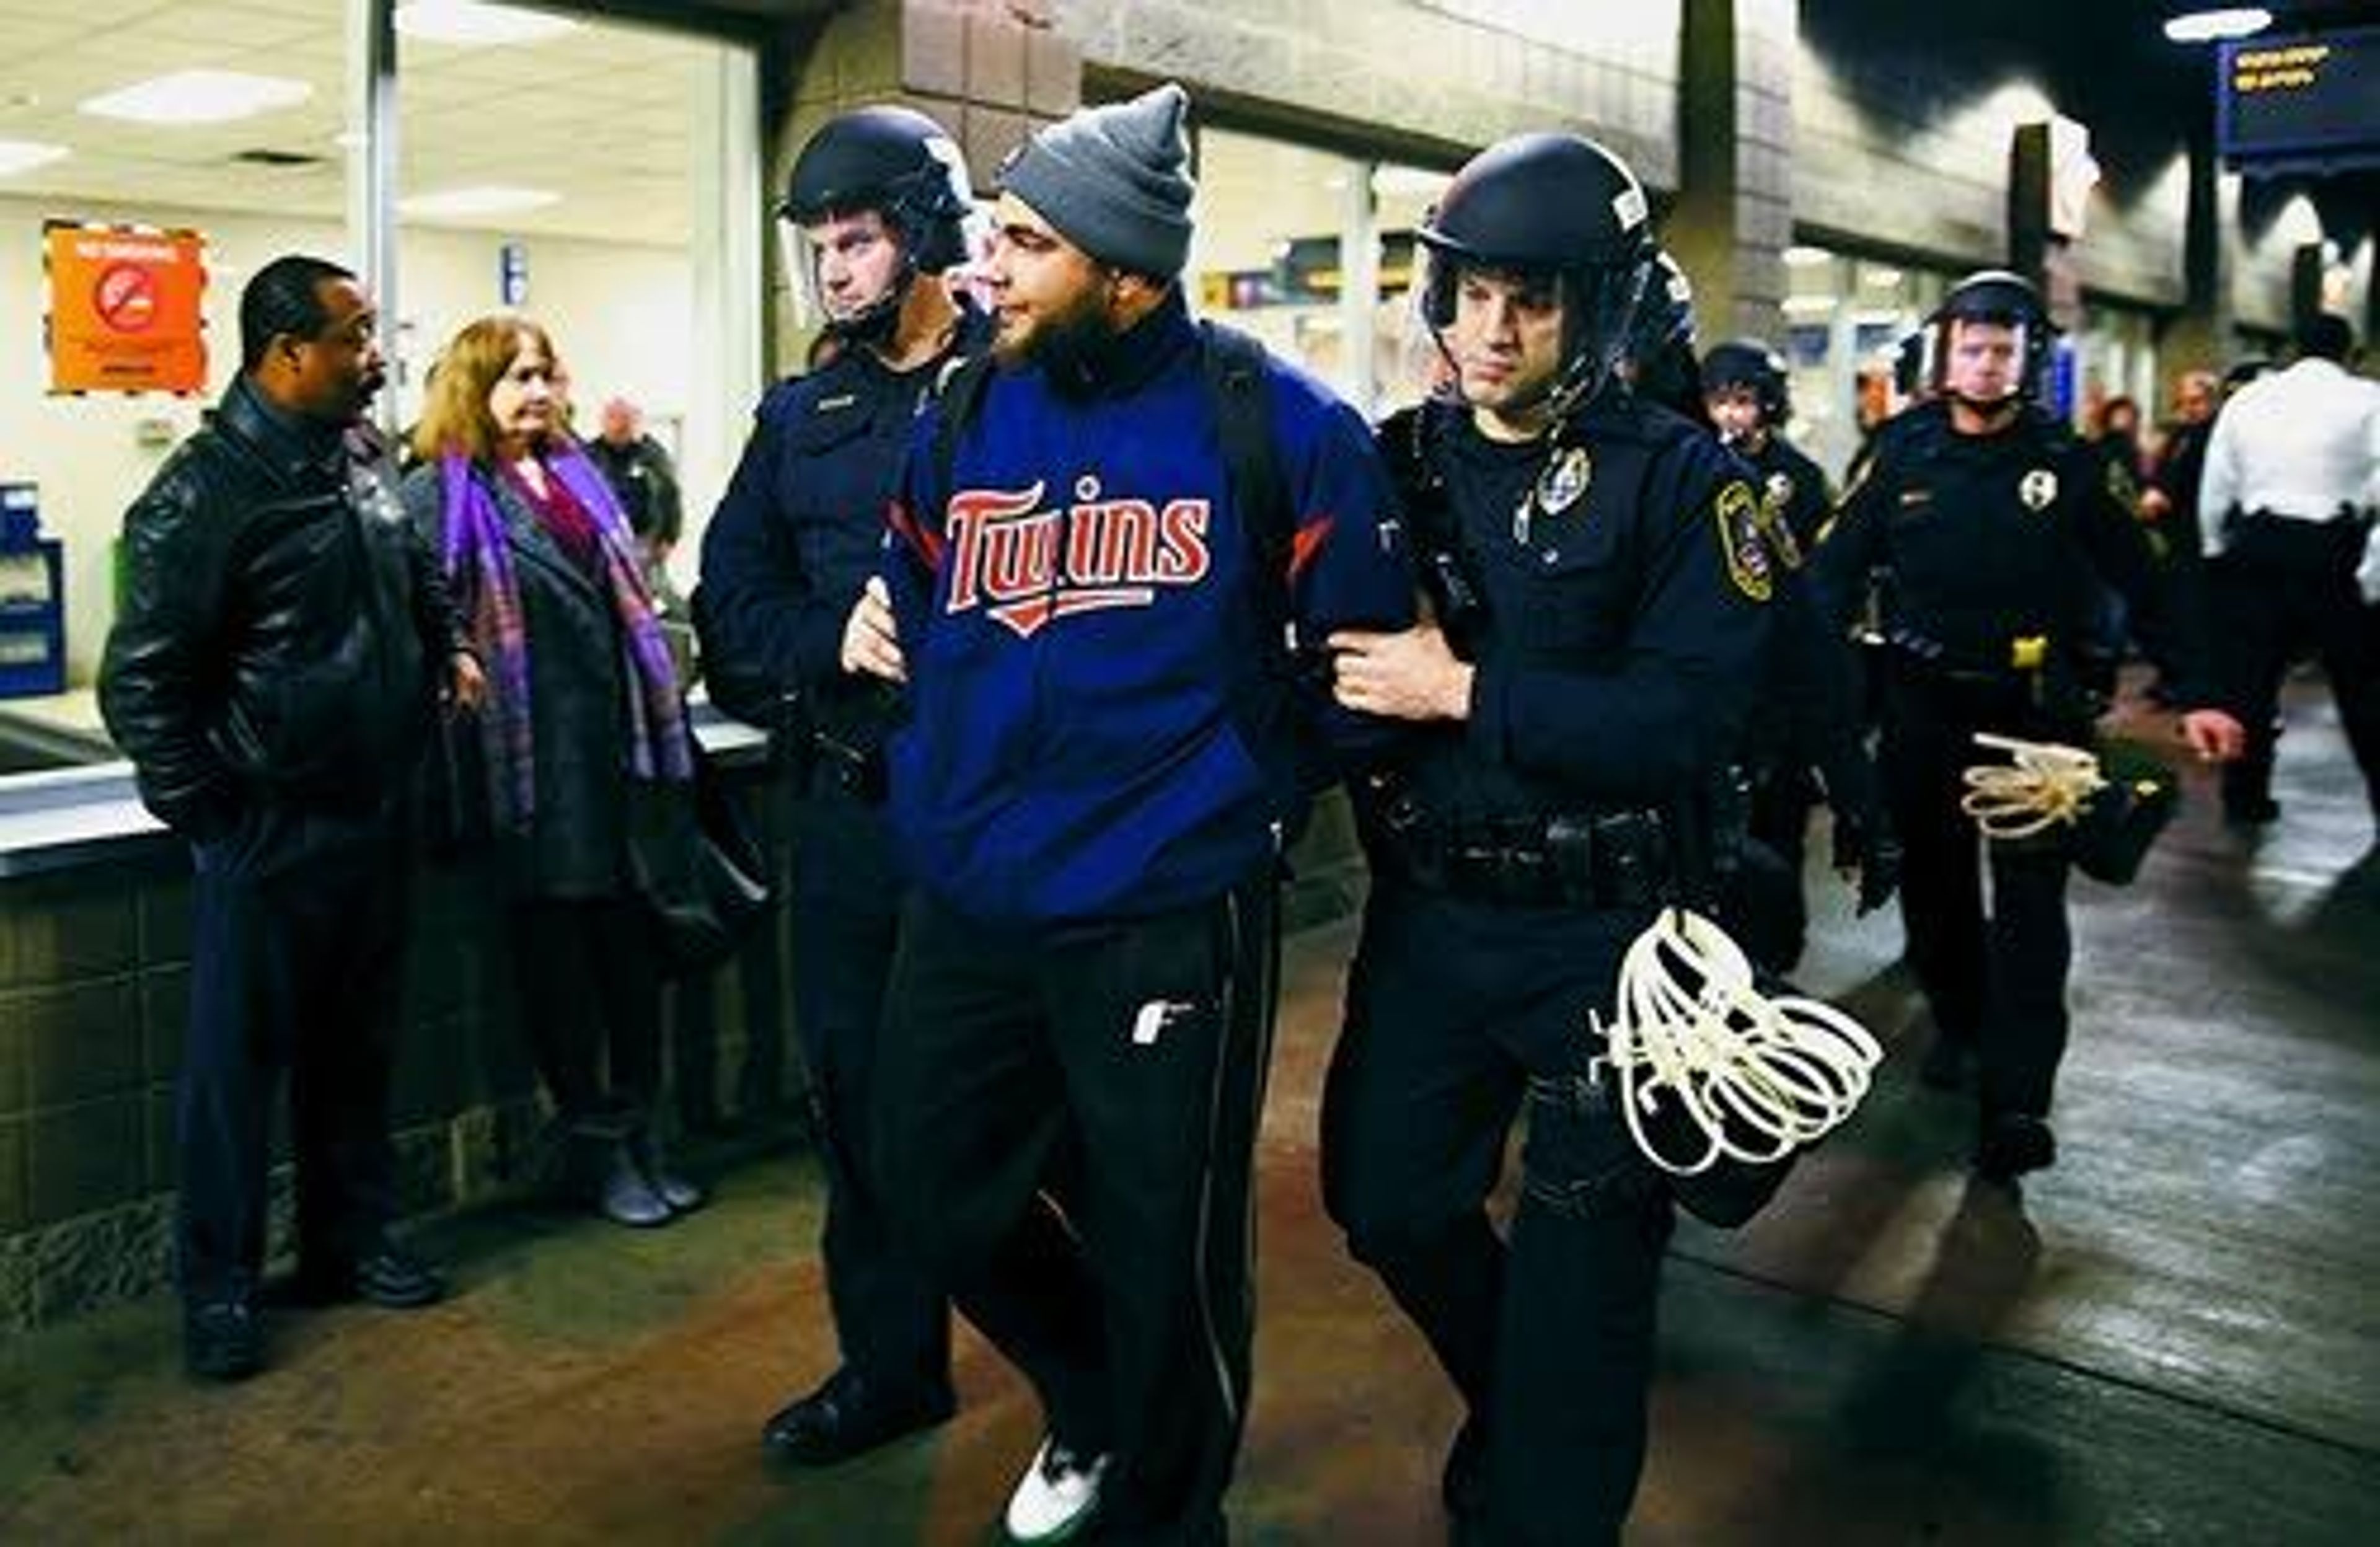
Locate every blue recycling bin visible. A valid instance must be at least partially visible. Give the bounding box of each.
[0,482,68,697]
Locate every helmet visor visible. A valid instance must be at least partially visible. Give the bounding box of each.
[1935,314,2034,405]
[779,207,913,338]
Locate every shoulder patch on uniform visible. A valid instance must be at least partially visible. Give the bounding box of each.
[1714,479,1773,602]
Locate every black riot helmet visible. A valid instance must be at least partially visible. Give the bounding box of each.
[781,105,975,340]
[1632,249,1698,365]
[1702,338,1791,425]
[1417,131,1657,416]
[1624,249,1708,425]
[1926,268,2051,407]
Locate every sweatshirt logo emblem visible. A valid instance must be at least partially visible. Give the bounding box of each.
[2019,467,2058,511]
[943,476,1215,639]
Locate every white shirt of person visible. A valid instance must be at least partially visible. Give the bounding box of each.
[2197,356,2380,578]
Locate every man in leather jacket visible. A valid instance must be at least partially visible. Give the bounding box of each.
[99,254,483,1382]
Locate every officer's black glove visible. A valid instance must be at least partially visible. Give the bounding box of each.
[1857,831,1902,915]
[1831,811,1902,916]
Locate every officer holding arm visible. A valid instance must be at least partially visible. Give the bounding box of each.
[1322,133,1774,1546]
[1809,271,2241,1178]
[695,105,988,1466]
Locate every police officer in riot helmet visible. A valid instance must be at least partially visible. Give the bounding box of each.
[1624,247,1709,427]
[1326,132,1774,1545]
[780,105,974,345]
[695,102,987,1468]
[1809,269,2241,1181]
[1704,338,1832,555]
[1692,336,1897,971]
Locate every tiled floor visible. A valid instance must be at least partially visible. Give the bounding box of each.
[4,679,2374,1544]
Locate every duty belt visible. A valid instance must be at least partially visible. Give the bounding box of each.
[1884,627,2052,684]
[1374,803,1677,910]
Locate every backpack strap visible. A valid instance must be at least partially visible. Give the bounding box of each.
[1199,320,1293,614]
[928,350,997,521]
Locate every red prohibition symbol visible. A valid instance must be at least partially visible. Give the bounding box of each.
[94,262,160,333]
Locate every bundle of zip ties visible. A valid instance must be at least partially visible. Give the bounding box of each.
[1591,909,1882,1177]
[1958,732,2108,839]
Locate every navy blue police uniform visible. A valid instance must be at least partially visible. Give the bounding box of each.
[1810,397,2211,1151]
[697,303,993,1424]
[1726,431,1888,971]
[1331,393,1771,1546]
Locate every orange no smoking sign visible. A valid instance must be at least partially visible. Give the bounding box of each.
[45,222,207,394]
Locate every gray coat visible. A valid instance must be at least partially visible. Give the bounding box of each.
[402,459,632,899]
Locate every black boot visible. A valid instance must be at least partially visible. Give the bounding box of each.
[630,1124,706,1215]
[184,1285,263,1382]
[1975,1111,2057,1181]
[570,1118,672,1228]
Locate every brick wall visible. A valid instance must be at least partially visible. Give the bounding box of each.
[0,774,1368,1331]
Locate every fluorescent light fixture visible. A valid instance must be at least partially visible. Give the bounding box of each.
[397,1,581,46]
[2162,8,2271,43]
[1859,265,1904,289]
[400,184,560,218]
[1372,165,1450,199]
[81,70,312,125]
[1782,294,1838,317]
[1782,245,1832,267]
[0,138,68,176]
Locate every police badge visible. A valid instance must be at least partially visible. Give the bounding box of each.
[1539,446,1592,514]
[1515,446,1592,545]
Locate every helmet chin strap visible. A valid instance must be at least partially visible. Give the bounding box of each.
[824,262,915,345]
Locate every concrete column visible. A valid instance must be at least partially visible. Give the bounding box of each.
[1669,0,1796,345]
[2290,242,2326,334]
[2159,122,2233,376]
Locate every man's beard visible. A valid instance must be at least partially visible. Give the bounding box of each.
[995,286,1118,388]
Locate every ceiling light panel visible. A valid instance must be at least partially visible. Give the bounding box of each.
[400,183,561,218]
[2162,9,2273,44]
[0,138,69,176]
[396,2,581,48]
[79,70,313,126]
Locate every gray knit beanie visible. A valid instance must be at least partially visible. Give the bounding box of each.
[1000,82,1196,278]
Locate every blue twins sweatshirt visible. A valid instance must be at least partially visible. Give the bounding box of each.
[881,296,1417,928]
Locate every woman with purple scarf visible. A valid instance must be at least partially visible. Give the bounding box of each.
[403,315,703,1228]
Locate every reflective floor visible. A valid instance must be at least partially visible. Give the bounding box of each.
[4,676,2376,1544]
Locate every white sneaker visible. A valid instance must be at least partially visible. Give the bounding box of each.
[1003,1434,1111,1543]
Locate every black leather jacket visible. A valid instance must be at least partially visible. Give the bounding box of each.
[99,379,462,840]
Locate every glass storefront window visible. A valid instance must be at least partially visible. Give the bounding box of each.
[0,0,756,763]
[1779,244,1949,483]
[2070,300,2160,434]
[1188,128,1448,420]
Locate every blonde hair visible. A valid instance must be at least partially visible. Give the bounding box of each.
[411,314,560,464]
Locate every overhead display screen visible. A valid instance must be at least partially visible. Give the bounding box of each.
[2218,28,2378,168]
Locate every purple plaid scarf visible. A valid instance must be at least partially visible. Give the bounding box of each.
[439,444,693,832]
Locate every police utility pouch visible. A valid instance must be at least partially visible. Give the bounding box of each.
[2068,737,2179,886]
[624,747,774,976]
